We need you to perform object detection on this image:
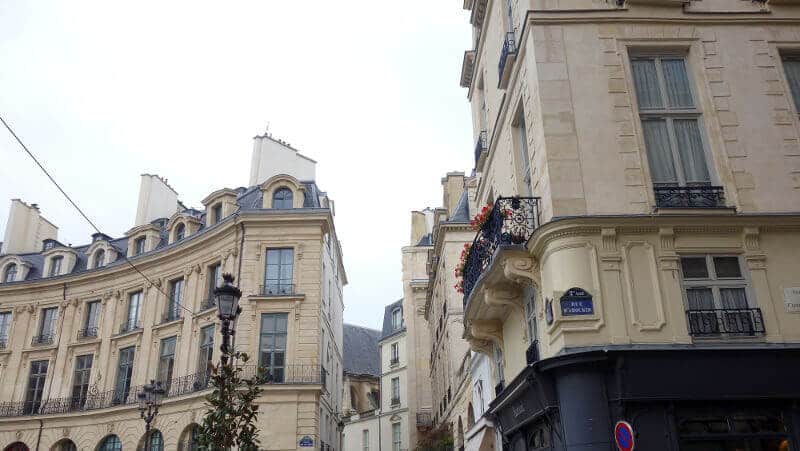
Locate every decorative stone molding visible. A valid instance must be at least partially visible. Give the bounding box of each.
[502,256,538,287]
[469,320,503,351]
[745,254,767,270]
[259,174,307,209]
[659,227,675,251]
[743,227,760,251]
[601,228,618,252]
[484,287,525,318]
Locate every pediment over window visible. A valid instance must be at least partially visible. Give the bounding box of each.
[124,223,161,257]
[41,246,78,277]
[201,188,238,227]
[85,239,119,269]
[260,174,306,209]
[166,212,203,244]
[0,255,32,283]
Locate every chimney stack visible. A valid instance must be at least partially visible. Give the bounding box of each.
[134,174,180,226]
[441,172,466,218]
[1,199,58,254]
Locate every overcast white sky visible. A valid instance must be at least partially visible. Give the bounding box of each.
[0,2,473,331]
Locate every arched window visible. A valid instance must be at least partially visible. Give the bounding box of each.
[3,264,17,283]
[94,249,105,269]
[97,435,121,451]
[144,430,163,451]
[4,443,29,451]
[178,424,201,451]
[175,223,186,241]
[52,439,77,451]
[272,188,293,209]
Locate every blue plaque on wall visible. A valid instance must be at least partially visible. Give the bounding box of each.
[560,287,593,316]
[299,436,315,447]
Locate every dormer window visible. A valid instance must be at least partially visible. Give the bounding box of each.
[134,237,146,255]
[175,223,186,241]
[212,203,223,224]
[49,256,63,277]
[43,241,54,250]
[272,188,294,209]
[3,264,17,283]
[94,249,106,269]
[391,307,402,330]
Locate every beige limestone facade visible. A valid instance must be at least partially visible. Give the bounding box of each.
[456,0,800,449]
[0,134,346,451]
[378,300,409,451]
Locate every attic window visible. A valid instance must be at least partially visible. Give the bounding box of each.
[134,237,146,255]
[391,307,402,330]
[175,223,186,241]
[49,256,63,277]
[3,264,17,283]
[43,241,55,250]
[212,203,223,224]
[94,249,106,269]
[273,188,294,209]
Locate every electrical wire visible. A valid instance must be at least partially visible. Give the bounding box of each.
[0,113,196,316]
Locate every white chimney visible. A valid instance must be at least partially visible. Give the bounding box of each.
[1,199,58,254]
[134,174,180,226]
[249,134,317,186]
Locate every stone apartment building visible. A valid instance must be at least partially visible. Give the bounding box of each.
[0,133,346,451]
[456,0,800,449]
[377,300,409,451]
[341,324,381,451]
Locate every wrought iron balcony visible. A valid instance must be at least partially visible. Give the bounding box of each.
[390,357,399,366]
[161,310,182,324]
[77,327,98,340]
[199,297,216,311]
[391,397,401,406]
[119,320,142,334]
[0,337,7,349]
[686,308,765,336]
[498,32,517,88]
[462,197,541,305]
[654,185,726,209]
[259,283,295,296]
[239,364,322,385]
[31,333,55,346]
[474,131,488,169]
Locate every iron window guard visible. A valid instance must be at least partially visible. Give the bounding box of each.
[654,185,726,209]
[686,308,765,336]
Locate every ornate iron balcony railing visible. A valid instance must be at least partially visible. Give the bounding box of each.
[259,283,295,296]
[462,197,541,305]
[0,364,323,418]
[31,333,55,346]
[686,308,765,336]
[474,131,488,167]
[498,32,517,85]
[77,327,98,340]
[119,320,142,334]
[654,185,726,208]
[0,337,7,349]
[391,397,401,406]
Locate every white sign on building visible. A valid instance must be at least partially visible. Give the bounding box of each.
[784,287,800,313]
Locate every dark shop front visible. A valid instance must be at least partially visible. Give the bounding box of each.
[489,347,800,451]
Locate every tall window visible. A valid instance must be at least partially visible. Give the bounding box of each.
[134,237,146,255]
[272,187,294,209]
[175,223,186,241]
[198,325,215,376]
[147,431,164,451]
[115,346,135,403]
[259,313,288,382]
[49,256,63,277]
[158,337,177,392]
[39,307,58,339]
[631,55,711,187]
[362,429,369,451]
[680,255,756,335]
[475,380,485,416]
[782,55,800,114]
[207,263,222,300]
[126,291,143,331]
[25,360,48,413]
[392,423,402,451]
[0,312,10,347]
[166,278,183,322]
[3,264,17,283]
[71,354,93,408]
[84,301,100,336]
[512,105,532,196]
[391,377,400,405]
[390,342,399,364]
[94,249,105,268]
[391,307,402,330]
[211,203,223,224]
[493,344,505,387]
[264,248,294,295]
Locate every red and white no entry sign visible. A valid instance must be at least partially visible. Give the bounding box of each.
[614,421,635,451]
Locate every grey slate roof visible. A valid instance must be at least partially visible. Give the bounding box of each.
[380,299,405,340]
[446,190,470,223]
[416,234,432,246]
[0,181,329,284]
[343,324,381,377]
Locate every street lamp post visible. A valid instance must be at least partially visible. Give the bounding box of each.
[214,273,242,367]
[138,380,165,450]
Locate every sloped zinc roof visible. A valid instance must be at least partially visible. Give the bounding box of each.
[343,324,381,377]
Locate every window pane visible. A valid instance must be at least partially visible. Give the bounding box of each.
[713,257,742,278]
[662,58,694,108]
[642,119,678,184]
[720,288,748,309]
[681,257,709,279]
[686,288,714,310]
[673,119,710,184]
[632,59,664,110]
[783,58,800,112]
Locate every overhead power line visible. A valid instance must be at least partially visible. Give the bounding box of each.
[0,113,196,316]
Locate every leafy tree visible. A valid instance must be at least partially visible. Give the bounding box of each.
[197,352,263,450]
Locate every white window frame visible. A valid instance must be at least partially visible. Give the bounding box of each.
[391,377,400,405]
[678,254,753,311]
[390,342,399,364]
[524,287,537,343]
[391,307,402,330]
[780,53,800,117]
[628,51,716,188]
[392,422,402,451]
[362,429,369,451]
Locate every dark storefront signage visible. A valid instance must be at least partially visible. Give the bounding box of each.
[614,421,635,451]
[560,287,593,316]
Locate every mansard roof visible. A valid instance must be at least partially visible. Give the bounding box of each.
[343,324,381,377]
